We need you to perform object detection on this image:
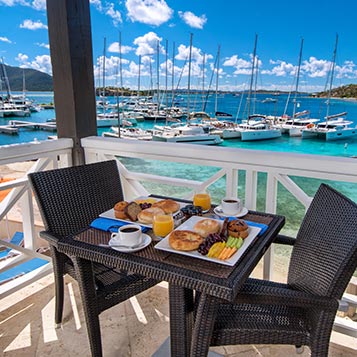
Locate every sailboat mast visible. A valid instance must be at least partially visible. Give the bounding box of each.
[118,32,122,138]
[247,34,258,119]
[137,54,141,97]
[187,33,193,119]
[201,53,206,111]
[102,37,106,98]
[292,38,304,119]
[165,39,168,111]
[171,41,175,107]
[326,34,338,119]
[214,45,221,114]
[156,40,160,114]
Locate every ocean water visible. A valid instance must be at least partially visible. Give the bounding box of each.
[1,91,356,237]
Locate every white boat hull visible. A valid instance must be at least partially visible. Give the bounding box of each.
[241,129,281,141]
[222,128,241,139]
[152,134,222,145]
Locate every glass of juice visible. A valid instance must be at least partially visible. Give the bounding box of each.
[152,214,174,238]
[193,192,211,212]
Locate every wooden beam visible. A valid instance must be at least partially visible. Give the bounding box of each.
[46,0,97,165]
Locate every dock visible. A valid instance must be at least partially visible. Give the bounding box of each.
[0,125,19,135]
[0,120,57,136]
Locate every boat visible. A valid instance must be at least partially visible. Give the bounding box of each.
[302,35,357,141]
[152,124,223,145]
[302,113,356,140]
[102,126,152,140]
[240,115,282,141]
[262,97,277,103]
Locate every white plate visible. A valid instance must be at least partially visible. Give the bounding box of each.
[99,197,185,228]
[109,234,152,253]
[213,206,248,218]
[155,216,261,266]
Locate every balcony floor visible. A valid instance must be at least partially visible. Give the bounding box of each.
[1,268,356,357]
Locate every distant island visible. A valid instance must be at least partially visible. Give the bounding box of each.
[312,84,357,99]
[2,64,53,91]
[2,65,357,99]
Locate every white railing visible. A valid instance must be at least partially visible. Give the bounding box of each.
[81,135,357,278]
[0,138,73,297]
[1,136,357,338]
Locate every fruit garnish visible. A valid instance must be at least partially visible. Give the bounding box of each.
[135,197,157,205]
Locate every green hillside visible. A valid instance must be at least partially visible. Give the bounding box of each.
[1,64,53,91]
[314,84,357,98]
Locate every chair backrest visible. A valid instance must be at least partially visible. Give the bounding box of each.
[29,160,123,238]
[288,183,357,299]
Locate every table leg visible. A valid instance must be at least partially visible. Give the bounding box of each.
[169,284,194,357]
[190,293,219,357]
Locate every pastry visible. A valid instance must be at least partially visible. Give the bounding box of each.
[124,201,142,221]
[193,218,221,238]
[152,199,180,214]
[227,219,249,238]
[114,201,129,219]
[137,206,165,224]
[168,230,204,251]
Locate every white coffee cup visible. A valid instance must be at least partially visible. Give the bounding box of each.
[111,224,143,247]
[221,198,241,215]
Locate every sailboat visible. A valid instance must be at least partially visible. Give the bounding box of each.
[152,34,223,145]
[302,35,357,141]
[235,35,281,141]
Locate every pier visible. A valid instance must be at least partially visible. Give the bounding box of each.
[0,120,57,135]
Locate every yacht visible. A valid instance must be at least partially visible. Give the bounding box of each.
[240,115,282,141]
[278,111,320,137]
[302,113,357,141]
[152,124,223,145]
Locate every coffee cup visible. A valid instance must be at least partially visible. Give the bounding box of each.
[111,224,143,247]
[221,198,241,215]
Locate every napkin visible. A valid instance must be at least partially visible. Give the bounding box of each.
[221,217,268,236]
[90,217,149,233]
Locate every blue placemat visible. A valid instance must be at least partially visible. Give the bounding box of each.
[90,217,149,233]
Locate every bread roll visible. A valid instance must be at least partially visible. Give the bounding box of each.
[152,199,180,213]
[168,230,204,251]
[193,219,220,238]
[137,207,165,224]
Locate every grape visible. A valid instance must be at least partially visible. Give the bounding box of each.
[139,202,152,209]
[198,233,224,255]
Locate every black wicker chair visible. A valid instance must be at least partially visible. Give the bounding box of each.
[192,183,357,357]
[28,160,158,357]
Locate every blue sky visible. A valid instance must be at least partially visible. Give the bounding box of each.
[1,0,357,93]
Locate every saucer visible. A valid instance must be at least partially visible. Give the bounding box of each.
[109,234,151,253]
[213,205,248,218]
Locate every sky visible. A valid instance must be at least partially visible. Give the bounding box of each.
[1,0,357,93]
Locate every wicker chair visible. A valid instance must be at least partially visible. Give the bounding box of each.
[192,183,357,357]
[28,160,158,357]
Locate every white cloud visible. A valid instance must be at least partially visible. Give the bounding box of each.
[90,1,122,27]
[36,42,50,49]
[0,0,46,10]
[0,36,12,43]
[20,19,47,30]
[178,11,207,29]
[105,3,122,26]
[126,0,173,26]
[16,53,52,74]
[223,55,252,75]
[31,0,45,10]
[175,44,213,64]
[261,60,296,77]
[133,31,163,56]
[108,42,133,54]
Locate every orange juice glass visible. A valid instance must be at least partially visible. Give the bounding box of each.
[193,193,211,211]
[152,214,174,238]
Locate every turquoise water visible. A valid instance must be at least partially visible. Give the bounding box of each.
[1,91,356,236]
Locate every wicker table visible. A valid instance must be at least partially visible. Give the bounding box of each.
[59,209,285,357]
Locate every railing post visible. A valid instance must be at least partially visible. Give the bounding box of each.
[245,170,258,210]
[225,168,238,197]
[263,173,278,280]
[20,185,37,251]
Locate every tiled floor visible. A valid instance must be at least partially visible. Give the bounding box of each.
[1,272,356,357]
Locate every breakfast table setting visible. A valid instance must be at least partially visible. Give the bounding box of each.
[57,192,285,356]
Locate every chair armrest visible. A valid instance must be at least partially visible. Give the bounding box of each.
[233,278,338,311]
[39,230,62,248]
[274,234,296,246]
